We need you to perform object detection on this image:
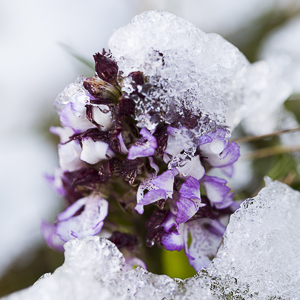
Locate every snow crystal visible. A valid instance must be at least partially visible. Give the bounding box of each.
[206,178,300,299]
[4,179,300,299]
[109,11,249,132]
[3,237,213,300]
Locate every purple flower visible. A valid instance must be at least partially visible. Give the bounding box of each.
[161,212,225,271]
[171,176,205,224]
[200,175,234,209]
[57,193,108,241]
[199,128,240,169]
[135,166,175,214]
[42,194,108,250]
[60,101,95,133]
[128,128,157,160]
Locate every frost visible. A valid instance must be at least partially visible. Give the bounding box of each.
[206,178,300,299]
[109,11,249,132]
[4,179,300,300]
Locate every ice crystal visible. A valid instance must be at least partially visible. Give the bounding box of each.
[109,11,249,132]
[5,179,300,299]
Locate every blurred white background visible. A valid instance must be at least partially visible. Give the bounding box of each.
[1,0,300,294]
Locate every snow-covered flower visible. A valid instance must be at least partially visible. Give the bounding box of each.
[44,11,246,271]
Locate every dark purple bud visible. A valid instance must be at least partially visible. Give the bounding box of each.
[93,52,118,86]
[145,209,169,247]
[116,96,135,116]
[128,71,144,87]
[182,109,199,130]
[71,168,101,189]
[153,124,168,158]
[121,158,143,185]
[61,171,86,205]
[109,231,137,250]
[98,158,122,182]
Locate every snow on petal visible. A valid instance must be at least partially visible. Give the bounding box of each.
[80,137,113,164]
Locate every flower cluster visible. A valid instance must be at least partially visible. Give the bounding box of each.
[43,51,240,271]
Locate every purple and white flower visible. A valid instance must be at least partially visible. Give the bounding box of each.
[128,128,157,160]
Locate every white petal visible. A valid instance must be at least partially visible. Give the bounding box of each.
[80,138,110,164]
[92,105,113,131]
[58,140,84,172]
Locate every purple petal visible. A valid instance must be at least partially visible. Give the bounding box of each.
[199,128,239,168]
[41,221,65,252]
[45,168,65,196]
[60,102,95,133]
[220,165,234,178]
[186,219,225,271]
[201,175,231,204]
[140,128,157,148]
[213,192,234,209]
[117,132,128,155]
[138,189,167,206]
[57,198,86,222]
[208,141,240,168]
[162,211,179,233]
[199,135,213,145]
[161,223,185,252]
[151,169,175,194]
[56,194,108,241]
[127,144,155,160]
[176,197,198,224]
[179,176,200,199]
[127,128,157,160]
